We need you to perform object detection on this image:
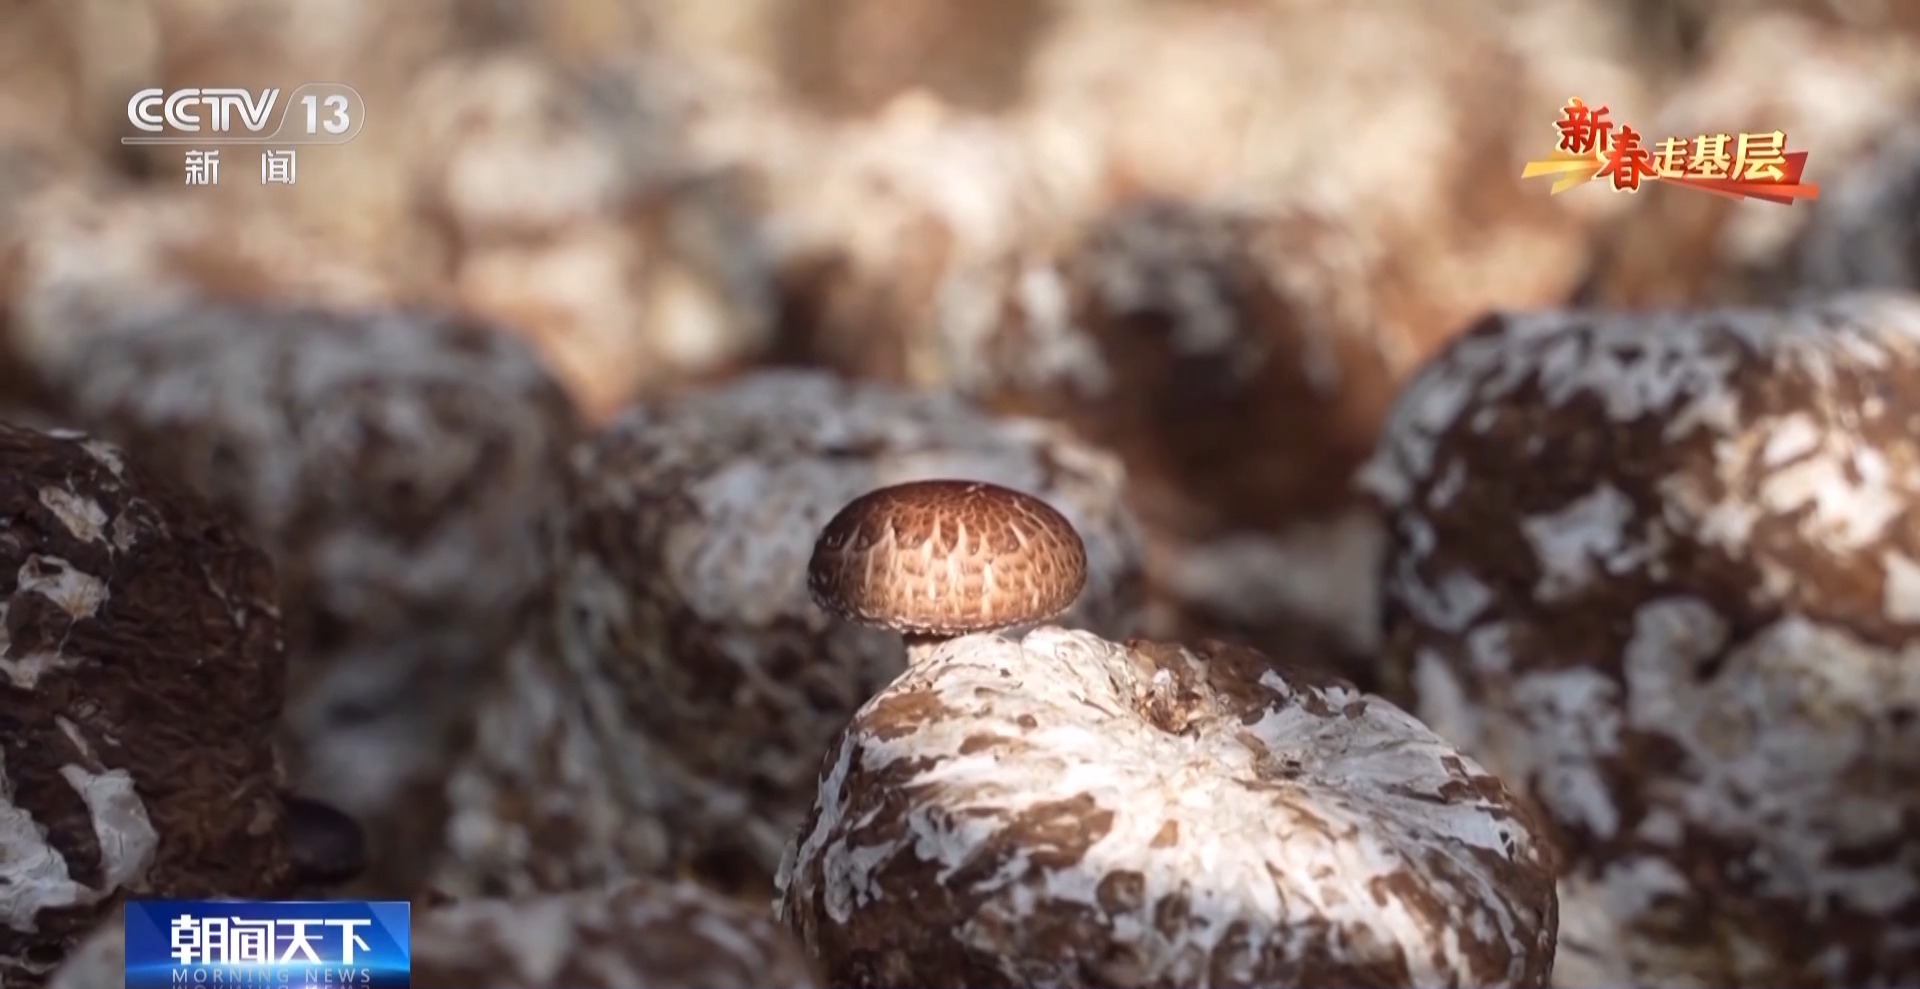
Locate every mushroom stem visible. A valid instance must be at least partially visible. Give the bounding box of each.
[903,632,950,667]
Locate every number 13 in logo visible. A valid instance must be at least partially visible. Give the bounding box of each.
[291,83,365,143]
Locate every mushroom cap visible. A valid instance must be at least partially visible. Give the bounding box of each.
[436,370,1144,899]
[1362,292,1920,986]
[408,878,819,989]
[775,627,1557,988]
[808,479,1089,635]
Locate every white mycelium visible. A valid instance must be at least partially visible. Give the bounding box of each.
[1364,292,1920,986]
[778,627,1554,988]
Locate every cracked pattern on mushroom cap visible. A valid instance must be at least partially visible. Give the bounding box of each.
[775,627,1557,989]
[0,425,293,986]
[1360,292,1920,987]
[809,479,1087,634]
[484,370,1144,896]
[20,302,579,894]
[409,878,819,989]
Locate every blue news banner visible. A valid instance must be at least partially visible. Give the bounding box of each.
[125,900,411,989]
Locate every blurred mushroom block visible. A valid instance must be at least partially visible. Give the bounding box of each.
[9,300,580,898]
[409,49,780,421]
[0,180,416,418]
[409,879,820,989]
[788,0,1626,685]
[1022,0,1599,318]
[1364,292,1920,986]
[0,426,297,986]
[771,0,1054,117]
[763,0,1610,408]
[0,0,146,172]
[434,370,1145,898]
[764,93,1097,384]
[1643,0,1920,47]
[120,0,512,287]
[46,907,123,989]
[932,198,1434,683]
[1790,122,1920,293]
[1579,11,1920,307]
[777,628,1558,989]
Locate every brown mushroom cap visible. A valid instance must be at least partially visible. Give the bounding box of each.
[808,479,1088,635]
[432,373,1144,902]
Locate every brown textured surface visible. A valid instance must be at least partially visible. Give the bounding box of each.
[433,370,1144,901]
[409,878,819,989]
[808,479,1088,635]
[1361,292,1920,986]
[0,425,294,986]
[776,628,1557,989]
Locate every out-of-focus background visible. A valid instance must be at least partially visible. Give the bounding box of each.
[6,0,1920,692]
[12,3,1920,985]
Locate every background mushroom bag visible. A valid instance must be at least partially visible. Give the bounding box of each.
[7,1,1920,988]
